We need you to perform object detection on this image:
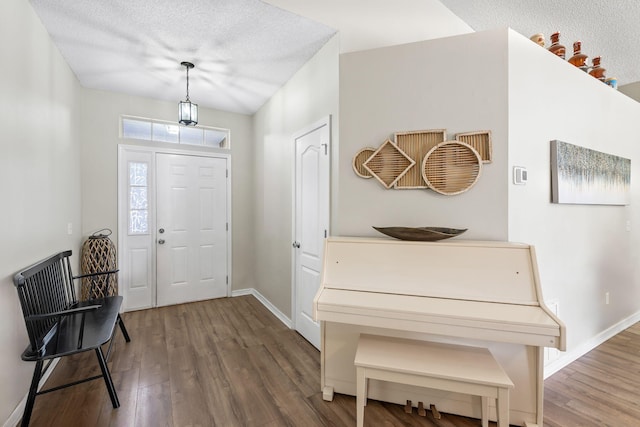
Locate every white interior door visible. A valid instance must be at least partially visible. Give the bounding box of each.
[155,153,228,306]
[293,117,330,349]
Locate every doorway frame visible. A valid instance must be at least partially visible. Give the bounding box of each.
[117,143,232,311]
[290,115,331,338]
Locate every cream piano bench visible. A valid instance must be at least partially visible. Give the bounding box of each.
[354,334,514,427]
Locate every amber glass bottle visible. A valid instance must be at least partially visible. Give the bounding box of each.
[568,41,589,72]
[589,56,606,81]
[548,32,565,59]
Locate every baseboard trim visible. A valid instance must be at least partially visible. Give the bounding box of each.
[544,310,640,378]
[232,288,293,328]
[4,358,60,427]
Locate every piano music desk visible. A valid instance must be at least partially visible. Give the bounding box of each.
[354,334,514,427]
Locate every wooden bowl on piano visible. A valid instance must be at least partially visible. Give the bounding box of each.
[373,226,467,242]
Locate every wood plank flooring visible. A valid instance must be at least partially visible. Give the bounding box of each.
[20,295,640,426]
[543,323,640,427]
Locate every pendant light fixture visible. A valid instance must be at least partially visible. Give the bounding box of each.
[178,61,198,126]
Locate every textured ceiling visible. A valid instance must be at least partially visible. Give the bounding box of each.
[439,0,640,87]
[28,0,336,115]
[28,0,639,116]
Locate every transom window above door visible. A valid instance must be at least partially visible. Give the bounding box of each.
[120,115,230,149]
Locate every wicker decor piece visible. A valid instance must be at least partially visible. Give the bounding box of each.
[81,229,118,300]
[363,139,416,189]
[352,147,377,178]
[394,129,447,189]
[455,130,492,163]
[422,141,482,195]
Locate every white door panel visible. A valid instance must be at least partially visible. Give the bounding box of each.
[156,154,228,306]
[294,117,330,349]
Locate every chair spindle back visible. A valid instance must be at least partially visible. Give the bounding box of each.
[13,251,78,355]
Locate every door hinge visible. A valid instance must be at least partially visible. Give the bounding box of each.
[226,222,229,231]
[226,275,228,284]
[226,169,229,178]
[324,229,327,238]
[322,143,328,155]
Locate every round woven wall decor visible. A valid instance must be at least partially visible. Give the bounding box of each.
[421,141,482,195]
[352,147,376,178]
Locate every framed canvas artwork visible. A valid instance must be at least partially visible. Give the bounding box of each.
[551,140,630,205]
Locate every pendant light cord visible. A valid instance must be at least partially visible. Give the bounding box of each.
[185,65,190,102]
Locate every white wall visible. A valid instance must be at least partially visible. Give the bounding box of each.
[338,29,509,240]
[0,0,82,422]
[79,89,255,291]
[507,29,640,357]
[252,35,340,318]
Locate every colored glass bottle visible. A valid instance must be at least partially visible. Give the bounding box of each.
[568,41,589,72]
[548,32,565,59]
[530,33,545,47]
[589,56,606,81]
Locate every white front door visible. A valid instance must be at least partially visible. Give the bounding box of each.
[293,117,330,349]
[156,153,228,306]
[118,146,230,311]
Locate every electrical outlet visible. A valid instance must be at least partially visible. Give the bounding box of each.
[67,222,73,235]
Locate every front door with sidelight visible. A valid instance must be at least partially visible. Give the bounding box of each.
[118,147,229,310]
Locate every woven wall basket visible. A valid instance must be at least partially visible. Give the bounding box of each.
[394,129,446,189]
[352,147,376,178]
[455,130,493,163]
[81,229,118,300]
[421,141,482,195]
[363,139,415,189]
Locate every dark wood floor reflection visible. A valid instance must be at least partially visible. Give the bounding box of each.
[22,296,640,426]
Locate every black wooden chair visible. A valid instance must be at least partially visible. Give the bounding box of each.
[13,250,131,427]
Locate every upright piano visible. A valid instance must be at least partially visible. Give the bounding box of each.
[313,237,565,427]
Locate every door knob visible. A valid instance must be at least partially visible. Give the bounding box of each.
[159,228,165,234]
[158,239,166,245]
[292,241,300,248]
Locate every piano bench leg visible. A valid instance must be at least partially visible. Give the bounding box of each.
[497,387,510,427]
[356,367,366,427]
[481,396,488,427]
[322,386,334,402]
